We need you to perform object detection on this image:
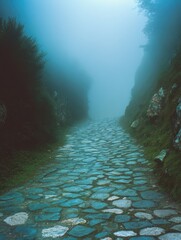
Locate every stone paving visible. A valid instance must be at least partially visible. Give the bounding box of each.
[0,120,181,239]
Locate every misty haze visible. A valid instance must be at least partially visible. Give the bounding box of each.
[1,0,146,119]
[0,0,181,239]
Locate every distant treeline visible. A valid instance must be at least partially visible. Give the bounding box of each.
[0,18,90,150]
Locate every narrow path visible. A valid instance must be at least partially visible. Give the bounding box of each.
[0,120,181,240]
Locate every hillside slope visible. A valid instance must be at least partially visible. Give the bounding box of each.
[121,61,181,200]
[121,0,181,200]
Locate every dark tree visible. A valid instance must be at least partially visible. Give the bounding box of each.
[0,18,57,147]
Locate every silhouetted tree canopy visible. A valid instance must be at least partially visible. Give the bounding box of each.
[0,18,90,149]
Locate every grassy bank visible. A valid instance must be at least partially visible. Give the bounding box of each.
[120,116,181,201]
[0,128,67,194]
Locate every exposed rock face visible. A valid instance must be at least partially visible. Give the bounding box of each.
[173,98,181,151]
[154,149,169,164]
[0,103,7,126]
[131,119,139,129]
[147,87,165,120]
[174,128,181,151]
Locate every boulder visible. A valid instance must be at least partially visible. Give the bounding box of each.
[131,119,139,129]
[154,149,169,164]
[147,87,165,120]
[170,83,177,95]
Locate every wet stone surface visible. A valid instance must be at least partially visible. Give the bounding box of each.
[0,120,181,239]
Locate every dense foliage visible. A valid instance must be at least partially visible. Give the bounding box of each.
[0,18,90,150]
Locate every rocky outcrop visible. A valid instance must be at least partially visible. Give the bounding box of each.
[154,149,169,164]
[0,103,7,126]
[147,88,165,120]
[173,98,181,151]
[131,119,140,129]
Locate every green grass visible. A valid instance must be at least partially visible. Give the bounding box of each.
[0,127,67,194]
[121,48,181,202]
[120,95,181,201]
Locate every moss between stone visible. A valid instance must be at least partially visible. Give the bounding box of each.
[0,127,67,194]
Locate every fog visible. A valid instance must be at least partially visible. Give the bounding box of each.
[1,0,146,119]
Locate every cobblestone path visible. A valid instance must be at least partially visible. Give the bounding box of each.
[0,120,181,239]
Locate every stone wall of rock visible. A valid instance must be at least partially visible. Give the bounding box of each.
[147,88,165,120]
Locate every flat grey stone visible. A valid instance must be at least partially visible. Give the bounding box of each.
[90,193,110,200]
[171,224,181,231]
[151,219,169,225]
[102,209,123,214]
[114,214,131,223]
[114,230,137,237]
[132,200,156,208]
[0,196,25,206]
[114,179,131,183]
[60,199,83,207]
[0,192,23,201]
[63,186,84,193]
[154,209,177,218]
[107,196,119,201]
[123,221,153,229]
[134,180,147,185]
[68,226,95,237]
[97,179,111,185]
[35,213,60,222]
[91,201,107,210]
[42,207,62,213]
[28,203,49,211]
[159,233,181,240]
[85,213,112,220]
[130,237,156,240]
[95,231,109,238]
[113,189,137,197]
[4,212,28,226]
[42,225,69,238]
[15,226,37,237]
[62,193,81,198]
[135,212,153,220]
[89,219,105,226]
[140,227,165,236]
[169,217,181,223]
[112,199,132,208]
[26,188,44,194]
[61,218,86,225]
[101,238,112,240]
[92,187,115,193]
[141,191,164,200]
